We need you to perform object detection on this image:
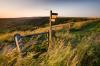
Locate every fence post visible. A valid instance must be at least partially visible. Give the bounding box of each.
[14,34,21,54]
[14,34,22,66]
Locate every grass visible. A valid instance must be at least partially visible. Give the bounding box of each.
[0,30,99,66]
[0,19,100,66]
[0,19,99,42]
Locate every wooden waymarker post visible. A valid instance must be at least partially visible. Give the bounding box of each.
[49,10,58,49]
[14,34,21,54]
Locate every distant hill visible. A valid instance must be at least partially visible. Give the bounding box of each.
[0,17,98,34]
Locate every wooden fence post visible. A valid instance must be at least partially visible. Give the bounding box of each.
[14,34,21,54]
[14,34,22,66]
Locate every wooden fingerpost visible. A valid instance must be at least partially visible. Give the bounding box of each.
[49,10,52,49]
[49,10,58,49]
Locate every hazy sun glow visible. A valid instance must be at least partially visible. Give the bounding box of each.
[0,0,100,18]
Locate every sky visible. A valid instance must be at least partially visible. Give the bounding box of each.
[0,0,100,18]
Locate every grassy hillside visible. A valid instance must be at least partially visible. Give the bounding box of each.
[0,17,48,33]
[0,17,100,66]
[0,17,96,34]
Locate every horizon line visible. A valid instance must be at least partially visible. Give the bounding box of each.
[0,16,100,19]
